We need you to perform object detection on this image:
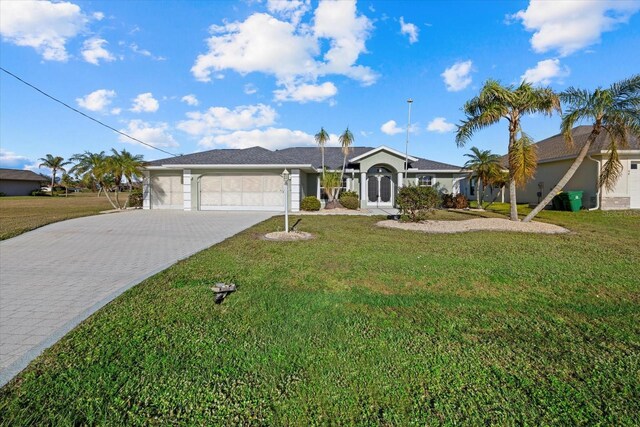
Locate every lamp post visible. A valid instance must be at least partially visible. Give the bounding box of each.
[405,98,413,181]
[281,169,290,233]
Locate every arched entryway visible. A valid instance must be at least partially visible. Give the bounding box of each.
[366,165,396,207]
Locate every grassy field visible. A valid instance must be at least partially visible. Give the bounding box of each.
[0,193,116,240]
[0,206,638,424]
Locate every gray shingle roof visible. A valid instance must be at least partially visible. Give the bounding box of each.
[507,126,640,163]
[147,146,462,170]
[0,168,48,182]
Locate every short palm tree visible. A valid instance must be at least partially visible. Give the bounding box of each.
[38,154,71,189]
[456,80,560,220]
[524,74,640,222]
[462,147,502,209]
[338,127,354,195]
[315,127,329,179]
[69,151,107,193]
[109,148,144,208]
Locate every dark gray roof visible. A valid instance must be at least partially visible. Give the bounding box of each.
[533,125,640,162]
[0,168,48,182]
[147,145,462,170]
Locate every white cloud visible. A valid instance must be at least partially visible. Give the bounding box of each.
[76,89,117,112]
[181,94,199,106]
[399,16,419,44]
[0,148,34,169]
[191,0,377,102]
[267,0,310,26]
[130,92,159,113]
[130,43,166,61]
[511,0,640,56]
[273,81,337,103]
[244,83,258,95]
[199,127,316,150]
[0,0,90,61]
[380,120,403,135]
[118,120,178,148]
[521,58,570,85]
[110,108,121,115]
[177,104,277,136]
[93,12,104,21]
[441,60,474,91]
[81,38,116,65]
[427,117,455,133]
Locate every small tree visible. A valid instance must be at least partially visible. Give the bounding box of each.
[462,147,502,209]
[60,173,75,197]
[320,169,341,205]
[38,154,71,189]
[315,127,329,179]
[338,127,354,196]
[397,185,440,222]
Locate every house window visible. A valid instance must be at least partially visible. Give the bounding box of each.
[632,163,638,170]
[418,175,433,187]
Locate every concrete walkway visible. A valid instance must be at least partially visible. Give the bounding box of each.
[0,210,275,386]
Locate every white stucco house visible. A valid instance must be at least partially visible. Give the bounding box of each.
[142,145,468,211]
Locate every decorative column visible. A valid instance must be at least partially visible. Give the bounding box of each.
[397,172,404,189]
[291,169,300,212]
[360,172,367,208]
[183,169,192,211]
[142,171,150,209]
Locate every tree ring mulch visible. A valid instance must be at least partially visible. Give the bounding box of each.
[263,231,314,241]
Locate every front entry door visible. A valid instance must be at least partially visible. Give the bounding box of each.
[367,175,393,207]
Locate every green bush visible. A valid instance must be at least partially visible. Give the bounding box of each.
[442,193,469,209]
[340,196,359,210]
[0,192,6,197]
[30,190,50,197]
[397,185,439,222]
[300,196,321,211]
[128,189,144,208]
[339,190,358,200]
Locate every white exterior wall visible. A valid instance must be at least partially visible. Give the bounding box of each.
[142,171,150,209]
[183,169,192,211]
[291,169,300,212]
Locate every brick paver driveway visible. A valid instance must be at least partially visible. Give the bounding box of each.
[0,210,275,386]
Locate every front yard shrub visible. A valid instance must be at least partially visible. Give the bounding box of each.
[397,185,439,221]
[301,196,321,211]
[442,193,469,209]
[30,190,50,197]
[340,196,359,210]
[339,190,358,200]
[128,189,143,208]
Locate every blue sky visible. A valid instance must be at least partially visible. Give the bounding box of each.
[1,0,639,173]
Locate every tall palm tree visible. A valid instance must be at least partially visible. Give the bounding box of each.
[456,80,560,221]
[110,148,144,208]
[338,127,354,195]
[315,127,329,179]
[462,147,502,209]
[69,151,106,193]
[524,74,640,222]
[38,154,71,189]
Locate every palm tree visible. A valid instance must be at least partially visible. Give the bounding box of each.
[524,74,640,222]
[462,147,502,209]
[38,154,71,189]
[338,127,354,196]
[456,80,560,221]
[509,129,538,189]
[315,127,329,179]
[60,173,75,197]
[109,148,144,208]
[69,151,107,193]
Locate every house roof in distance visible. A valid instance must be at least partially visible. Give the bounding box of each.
[0,168,48,182]
[534,125,640,163]
[146,146,462,171]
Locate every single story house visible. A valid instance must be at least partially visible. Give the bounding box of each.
[503,126,640,210]
[0,168,47,196]
[143,145,467,211]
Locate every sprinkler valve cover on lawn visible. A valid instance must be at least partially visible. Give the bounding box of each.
[211,283,237,304]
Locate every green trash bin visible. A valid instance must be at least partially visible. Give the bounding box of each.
[564,190,583,212]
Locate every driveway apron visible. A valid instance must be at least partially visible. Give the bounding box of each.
[0,210,275,386]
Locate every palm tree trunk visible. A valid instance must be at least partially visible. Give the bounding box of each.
[321,148,325,179]
[485,186,503,210]
[476,177,482,209]
[51,171,55,190]
[102,187,118,210]
[338,156,347,199]
[507,123,519,221]
[523,128,599,222]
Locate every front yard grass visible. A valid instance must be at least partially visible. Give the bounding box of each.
[0,193,116,240]
[0,208,638,424]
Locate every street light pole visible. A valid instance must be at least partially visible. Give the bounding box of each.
[405,98,413,181]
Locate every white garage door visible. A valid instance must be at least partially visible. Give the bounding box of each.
[200,174,283,210]
[151,175,183,209]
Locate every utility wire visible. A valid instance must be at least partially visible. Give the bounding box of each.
[0,66,178,157]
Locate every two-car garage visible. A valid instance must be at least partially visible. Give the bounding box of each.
[149,172,285,211]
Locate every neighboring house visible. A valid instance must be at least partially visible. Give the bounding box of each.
[503,126,640,210]
[0,168,47,196]
[143,145,467,211]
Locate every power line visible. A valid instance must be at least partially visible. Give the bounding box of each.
[0,67,178,157]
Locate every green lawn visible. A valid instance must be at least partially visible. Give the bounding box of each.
[0,193,116,240]
[1,207,638,425]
